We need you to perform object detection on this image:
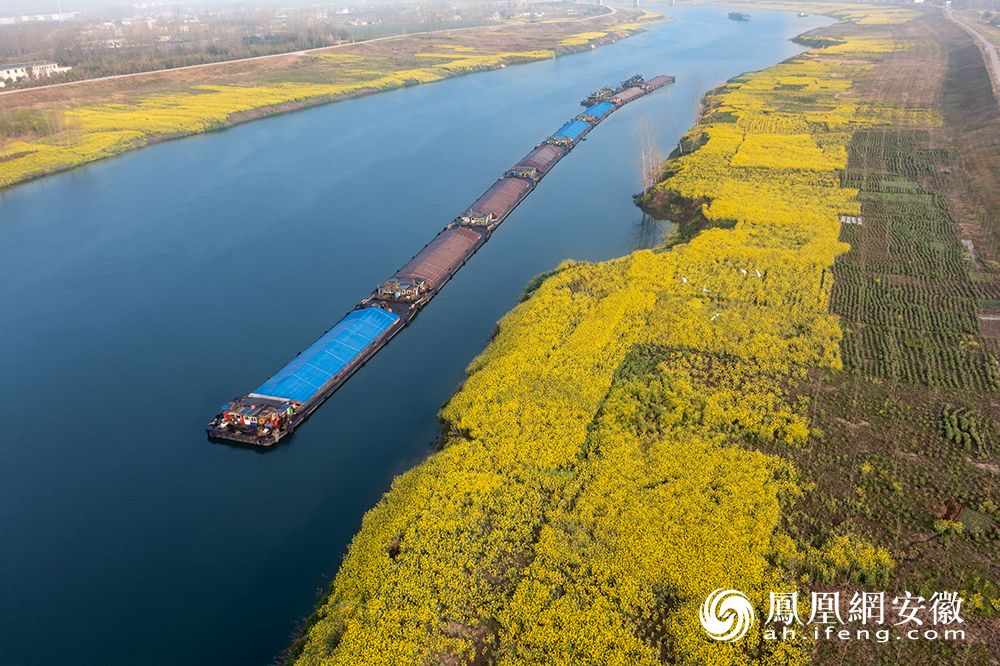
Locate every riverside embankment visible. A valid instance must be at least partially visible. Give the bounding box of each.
[0,7,660,190]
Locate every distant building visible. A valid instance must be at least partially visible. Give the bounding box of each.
[0,60,72,87]
[15,12,78,23]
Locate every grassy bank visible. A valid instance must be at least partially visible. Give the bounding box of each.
[279,4,1000,664]
[0,9,662,191]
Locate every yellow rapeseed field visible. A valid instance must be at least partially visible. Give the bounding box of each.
[288,25,932,665]
[722,3,921,25]
[558,10,663,45]
[0,49,553,189]
[559,31,609,46]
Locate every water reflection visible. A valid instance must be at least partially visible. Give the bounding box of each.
[623,212,675,252]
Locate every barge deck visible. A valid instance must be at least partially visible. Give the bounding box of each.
[208,73,676,447]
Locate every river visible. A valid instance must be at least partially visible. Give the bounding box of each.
[0,6,832,664]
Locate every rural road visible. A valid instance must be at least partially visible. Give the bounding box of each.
[945,7,1000,96]
[0,5,618,98]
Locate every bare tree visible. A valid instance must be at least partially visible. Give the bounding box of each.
[684,67,722,152]
[633,112,663,195]
[703,72,722,125]
[664,83,683,156]
[685,66,704,151]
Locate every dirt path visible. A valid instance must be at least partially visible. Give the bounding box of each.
[945,7,1000,98]
[0,6,618,99]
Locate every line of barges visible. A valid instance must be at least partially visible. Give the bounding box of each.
[207,73,676,447]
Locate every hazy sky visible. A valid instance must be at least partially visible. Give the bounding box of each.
[0,0,346,17]
[0,0,420,15]
[0,0,68,14]
[1,0,241,14]
[1,0,140,14]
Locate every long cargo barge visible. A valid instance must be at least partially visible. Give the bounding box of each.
[580,74,675,107]
[207,73,675,447]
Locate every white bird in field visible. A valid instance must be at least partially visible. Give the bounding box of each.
[753,268,762,278]
[680,277,688,284]
[702,285,710,293]
[710,312,722,321]
[740,268,747,276]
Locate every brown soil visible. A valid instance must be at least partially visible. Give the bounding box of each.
[0,10,650,114]
[839,14,950,109]
[745,9,1000,664]
[979,318,1000,338]
[788,365,1000,665]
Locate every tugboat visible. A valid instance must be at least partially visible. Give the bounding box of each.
[581,85,614,107]
[620,74,645,89]
[728,11,750,20]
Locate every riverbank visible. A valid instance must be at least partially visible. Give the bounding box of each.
[285,4,1000,664]
[0,8,662,190]
[636,4,1000,660]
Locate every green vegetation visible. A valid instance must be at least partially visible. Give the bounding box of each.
[0,109,62,140]
[939,405,994,455]
[832,132,1000,394]
[284,5,1000,664]
[791,35,845,49]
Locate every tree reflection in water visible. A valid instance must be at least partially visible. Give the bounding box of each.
[624,212,674,252]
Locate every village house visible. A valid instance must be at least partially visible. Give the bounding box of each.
[0,60,72,87]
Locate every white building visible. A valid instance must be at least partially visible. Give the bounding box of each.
[0,61,72,87]
[17,12,77,22]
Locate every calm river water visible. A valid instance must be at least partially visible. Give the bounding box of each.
[0,6,831,664]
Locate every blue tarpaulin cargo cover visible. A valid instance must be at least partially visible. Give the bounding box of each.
[585,102,614,119]
[251,308,399,403]
[552,120,590,141]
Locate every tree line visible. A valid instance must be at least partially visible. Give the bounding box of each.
[0,0,522,88]
[0,13,357,88]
